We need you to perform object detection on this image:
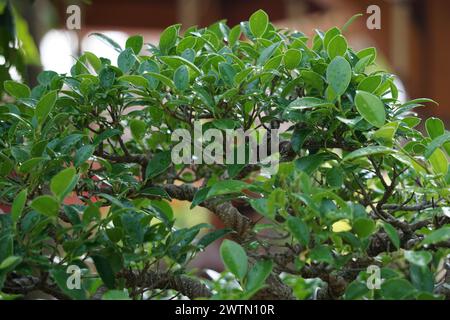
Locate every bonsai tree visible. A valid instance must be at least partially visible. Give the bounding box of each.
[0,10,449,300]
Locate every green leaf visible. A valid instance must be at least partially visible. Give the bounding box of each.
[90,32,122,52]
[0,256,22,275]
[190,187,211,208]
[249,10,269,38]
[381,278,415,299]
[326,56,352,96]
[404,250,432,267]
[356,47,377,65]
[228,25,241,46]
[218,62,236,86]
[174,65,189,91]
[382,222,400,249]
[117,48,136,73]
[35,90,57,125]
[145,151,171,179]
[99,67,116,88]
[326,167,343,188]
[421,226,450,245]
[429,148,448,175]
[410,265,434,293]
[83,51,102,71]
[159,25,178,54]
[206,180,249,199]
[327,35,348,59]
[284,49,302,70]
[355,90,386,128]
[11,189,27,224]
[425,117,445,139]
[343,146,393,162]
[286,216,310,246]
[220,240,248,280]
[145,71,175,89]
[344,281,369,300]
[4,80,31,99]
[198,228,232,248]
[309,245,333,264]
[353,218,375,238]
[125,35,143,54]
[118,75,149,88]
[74,145,95,167]
[50,167,78,201]
[30,195,60,217]
[246,260,273,292]
[130,119,146,140]
[373,122,398,146]
[18,157,45,174]
[92,255,116,289]
[424,132,450,158]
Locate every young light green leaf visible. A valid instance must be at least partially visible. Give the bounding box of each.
[327,35,348,59]
[50,167,78,201]
[249,9,269,38]
[425,117,445,139]
[284,48,302,70]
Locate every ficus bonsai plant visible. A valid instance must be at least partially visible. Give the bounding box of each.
[0,10,449,300]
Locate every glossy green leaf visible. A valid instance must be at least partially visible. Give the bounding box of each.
[125,35,143,54]
[327,35,348,59]
[220,240,248,280]
[4,80,31,99]
[174,65,189,91]
[326,56,351,96]
[355,90,386,128]
[30,195,59,217]
[35,90,57,125]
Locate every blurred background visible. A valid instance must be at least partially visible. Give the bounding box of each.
[1,0,450,271]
